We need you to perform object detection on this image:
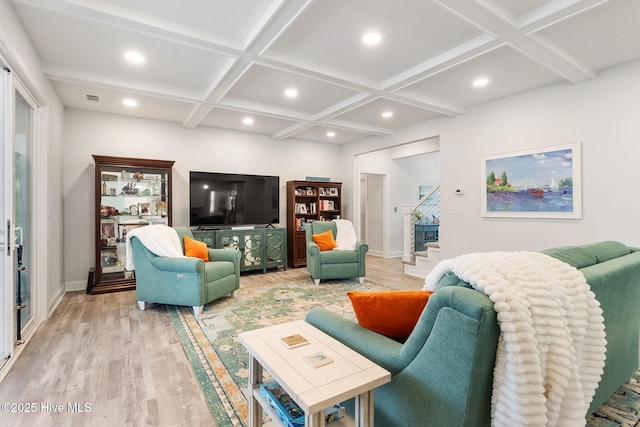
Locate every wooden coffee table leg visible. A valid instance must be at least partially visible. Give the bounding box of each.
[248,354,263,427]
[306,411,325,427]
[355,389,375,427]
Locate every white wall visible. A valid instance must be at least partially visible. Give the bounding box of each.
[62,109,344,289]
[344,59,640,260]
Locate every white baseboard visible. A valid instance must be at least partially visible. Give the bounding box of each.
[65,280,86,292]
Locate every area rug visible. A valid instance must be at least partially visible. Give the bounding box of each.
[169,278,640,427]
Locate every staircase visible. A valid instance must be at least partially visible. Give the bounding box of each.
[402,185,441,278]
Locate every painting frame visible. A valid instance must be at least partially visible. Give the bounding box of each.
[481,142,582,219]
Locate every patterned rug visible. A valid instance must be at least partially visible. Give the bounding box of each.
[169,278,640,427]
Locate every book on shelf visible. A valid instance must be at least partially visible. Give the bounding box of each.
[280,333,309,349]
[303,351,333,368]
[259,381,345,426]
[260,381,305,427]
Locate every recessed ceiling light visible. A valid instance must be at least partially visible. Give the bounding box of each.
[326,131,336,137]
[382,111,393,118]
[242,117,254,125]
[284,87,298,98]
[124,51,145,65]
[362,32,382,46]
[473,77,489,88]
[284,88,298,98]
[122,98,137,107]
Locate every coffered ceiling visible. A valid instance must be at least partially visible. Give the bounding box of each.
[10,0,640,144]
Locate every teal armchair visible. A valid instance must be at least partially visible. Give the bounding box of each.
[131,226,240,318]
[305,220,368,285]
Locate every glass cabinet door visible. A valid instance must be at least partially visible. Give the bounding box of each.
[93,156,174,294]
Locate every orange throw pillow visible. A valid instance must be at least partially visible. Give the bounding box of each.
[184,235,209,262]
[347,290,433,343]
[312,230,337,251]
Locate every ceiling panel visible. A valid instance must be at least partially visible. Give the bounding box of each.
[13,3,235,95]
[336,98,442,129]
[490,0,553,18]
[265,0,483,82]
[220,64,363,115]
[107,0,277,45]
[399,46,563,108]
[293,126,374,144]
[535,0,640,72]
[53,81,196,124]
[199,107,300,135]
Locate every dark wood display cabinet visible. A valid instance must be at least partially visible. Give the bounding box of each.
[91,155,174,294]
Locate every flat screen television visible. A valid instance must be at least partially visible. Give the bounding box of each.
[189,171,280,228]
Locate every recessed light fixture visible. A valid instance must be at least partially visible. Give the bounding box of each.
[284,88,298,98]
[382,111,393,118]
[473,77,489,88]
[124,51,145,65]
[203,185,209,189]
[326,131,336,138]
[242,117,254,125]
[122,98,138,107]
[362,31,382,46]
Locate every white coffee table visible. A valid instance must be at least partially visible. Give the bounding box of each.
[238,320,391,427]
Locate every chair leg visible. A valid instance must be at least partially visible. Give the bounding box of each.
[358,277,365,284]
[137,301,146,311]
[192,305,204,319]
[229,291,235,297]
[314,279,320,286]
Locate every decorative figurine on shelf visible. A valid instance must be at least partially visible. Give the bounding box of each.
[156,201,167,217]
[100,205,120,217]
[133,171,144,181]
[121,182,139,195]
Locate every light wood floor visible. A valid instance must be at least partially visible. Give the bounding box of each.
[0,255,423,426]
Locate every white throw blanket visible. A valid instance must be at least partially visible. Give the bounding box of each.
[332,219,358,250]
[125,225,186,271]
[423,251,606,427]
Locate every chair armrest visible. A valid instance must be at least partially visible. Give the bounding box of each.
[208,248,241,264]
[307,241,321,257]
[149,256,203,273]
[355,241,368,255]
[305,308,405,374]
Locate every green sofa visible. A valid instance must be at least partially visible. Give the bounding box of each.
[305,241,640,426]
[305,220,368,285]
[131,226,240,318]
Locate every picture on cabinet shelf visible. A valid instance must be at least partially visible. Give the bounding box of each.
[328,188,339,196]
[319,188,325,196]
[101,172,118,181]
[100,220,116,240]
[138,202,151,215]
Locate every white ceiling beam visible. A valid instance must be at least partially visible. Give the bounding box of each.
[42,65,202,102]
[436,0,595,83]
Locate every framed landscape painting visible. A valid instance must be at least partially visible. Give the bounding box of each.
[481,142,582,219]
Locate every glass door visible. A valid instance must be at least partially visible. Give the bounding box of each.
[14,90,33,336]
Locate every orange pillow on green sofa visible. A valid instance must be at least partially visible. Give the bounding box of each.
[184,235,209,262]
[347,290,433,343]
[312,230,337,251]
